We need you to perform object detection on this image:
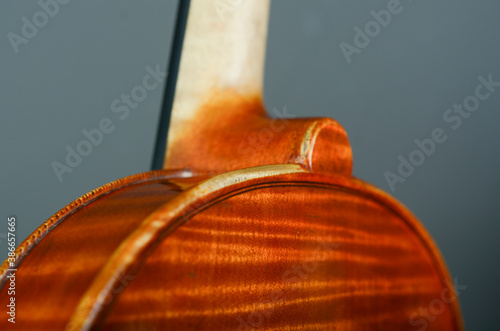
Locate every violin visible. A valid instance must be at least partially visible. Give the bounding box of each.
[0,1,463,330]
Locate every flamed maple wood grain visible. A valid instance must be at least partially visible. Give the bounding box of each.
[101,179,460,330]
[0,167,463,330]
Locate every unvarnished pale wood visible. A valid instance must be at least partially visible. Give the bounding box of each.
[165,0,270,169]
[163,0,352,176]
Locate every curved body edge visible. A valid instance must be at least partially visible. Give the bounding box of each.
[70,165,463,330]
[0,164,463,330]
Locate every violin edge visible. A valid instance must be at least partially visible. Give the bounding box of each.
[53,164,462,331]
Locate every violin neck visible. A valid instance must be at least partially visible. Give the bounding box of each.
[164,0,271,168]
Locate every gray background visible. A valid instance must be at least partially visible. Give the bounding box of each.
[1,0,499,329]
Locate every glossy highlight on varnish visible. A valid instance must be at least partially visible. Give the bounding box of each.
[0,0,463,330]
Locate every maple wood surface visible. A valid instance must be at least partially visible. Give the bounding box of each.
[0,166,462,330]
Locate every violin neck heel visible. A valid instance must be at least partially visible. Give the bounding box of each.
[164,0,352,176]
